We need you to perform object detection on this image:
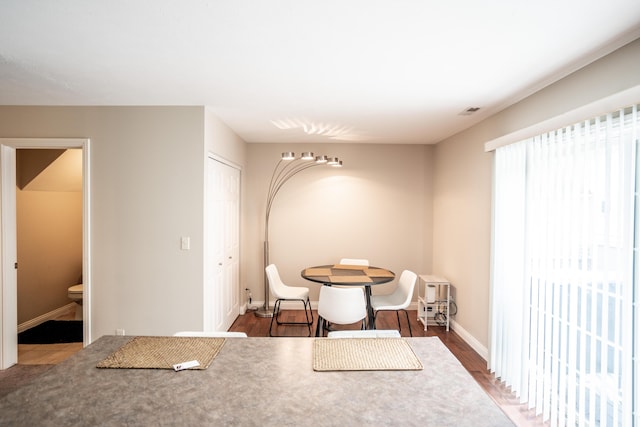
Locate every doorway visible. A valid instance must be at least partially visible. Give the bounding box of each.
[0,138,90,370]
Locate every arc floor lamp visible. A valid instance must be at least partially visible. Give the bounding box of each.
[254,151,342,318]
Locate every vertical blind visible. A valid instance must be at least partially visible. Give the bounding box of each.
[490,104,638,426]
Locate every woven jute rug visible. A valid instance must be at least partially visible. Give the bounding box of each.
[96,336,226,370]
[313,338,423,371]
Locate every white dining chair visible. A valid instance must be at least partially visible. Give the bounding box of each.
[173,331,248,337]
[327,329,400,338]
[370,269,418,336]
[339,258,369,266]
[316,285,367,337]
[265,263,313,337]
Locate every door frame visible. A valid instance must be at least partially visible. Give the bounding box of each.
[0,138,91,369]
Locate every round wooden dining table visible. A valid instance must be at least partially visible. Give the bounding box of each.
[301,264,395,329]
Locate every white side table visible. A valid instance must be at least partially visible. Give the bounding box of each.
[417,274,451,331]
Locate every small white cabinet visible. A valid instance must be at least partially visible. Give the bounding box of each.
[417,275,451,331]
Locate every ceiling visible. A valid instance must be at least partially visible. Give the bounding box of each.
[1,1,639,144]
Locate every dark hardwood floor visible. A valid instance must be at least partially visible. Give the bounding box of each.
[229,309,545,427]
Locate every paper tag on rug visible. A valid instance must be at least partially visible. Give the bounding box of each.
[173,360,200,371]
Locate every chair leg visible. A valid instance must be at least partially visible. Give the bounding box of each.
[375,309,411,336]
[270,298,313,337]
[274,299,285,325]
[305,298,314,324]
[303,298,313,336]
[402,309,413,337]
[268,299,281,337]
[275,300,313,324]
[395,310,413,337]
[315,317,324,337]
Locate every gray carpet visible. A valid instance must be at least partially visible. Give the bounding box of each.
[0,336,514,426]
[0,364,54,399]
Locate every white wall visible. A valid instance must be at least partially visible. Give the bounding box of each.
[243,143,434,305]
[432,37,640,352]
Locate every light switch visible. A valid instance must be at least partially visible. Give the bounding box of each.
[181,236,190,250]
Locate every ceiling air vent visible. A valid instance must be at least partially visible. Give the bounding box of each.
[459,107,481,116]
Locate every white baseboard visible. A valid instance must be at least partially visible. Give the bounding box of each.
[17,303,77,333]
[449,318,489,362]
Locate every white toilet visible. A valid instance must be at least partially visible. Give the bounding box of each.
[67,284,83,320]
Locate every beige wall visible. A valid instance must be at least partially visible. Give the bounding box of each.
[243,143,433,304]
[433,37,640,354]
[0,106,215,339]
[17,189,82,323]
[204,107,246,166]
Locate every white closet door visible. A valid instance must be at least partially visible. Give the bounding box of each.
[206,157,240,332]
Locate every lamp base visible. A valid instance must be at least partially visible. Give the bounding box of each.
[254,308,274,318]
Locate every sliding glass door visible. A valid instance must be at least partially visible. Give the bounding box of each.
[490,105,638,426]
